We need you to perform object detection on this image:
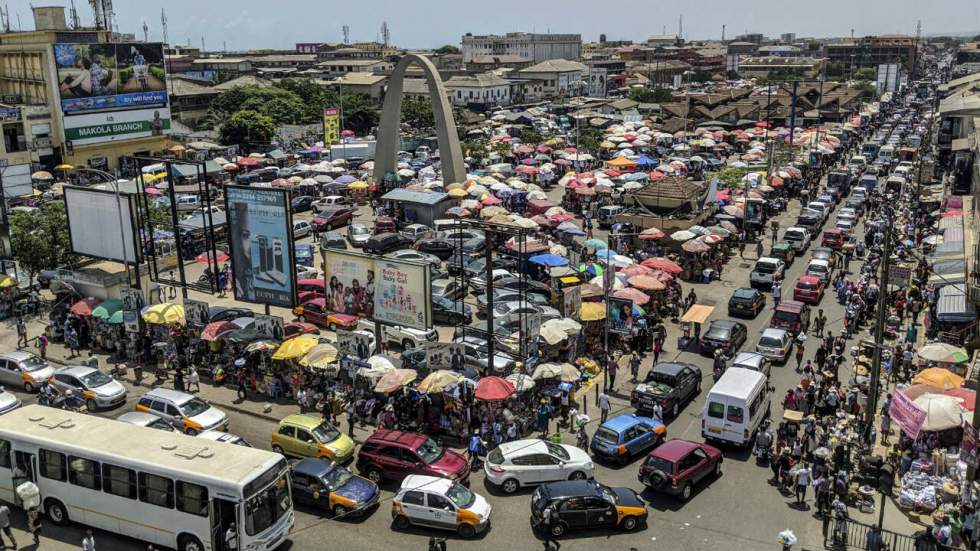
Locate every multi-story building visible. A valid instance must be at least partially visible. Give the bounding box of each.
[735,33,765,45]
[737,56,826,78]
[461,33,581,64]
[824,35,917,69]
[316,59,394,78]
[0,6,172,172]
[517,59,588,99]
[443,73,511,107]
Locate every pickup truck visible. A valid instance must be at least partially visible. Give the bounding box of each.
[356,319,439,349]
[630,362,702,419]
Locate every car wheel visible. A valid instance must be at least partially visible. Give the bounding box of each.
[393,514,411,530]
[333,504,348,517]
[185,428,198,436]
[402,339,413,349]
[24,382,34,393]
[568,471,587,481]
[550,522,567,538]
[44,498,69,526]
[501,478,520,494]
[681,483,693,501]
[298,315,306,323]
[621,516,639,531]
[178,535,205,551]
[366,468,383,484]
[328,322,337,331]
[714,461,723,477]
[457,522,476,538]
[86,398,98,412]
[272,445,285,455]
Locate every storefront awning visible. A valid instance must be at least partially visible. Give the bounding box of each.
[681,304,714,324]
[937,284,977,323]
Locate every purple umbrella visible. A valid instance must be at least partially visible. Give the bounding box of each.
[335,174,356,184]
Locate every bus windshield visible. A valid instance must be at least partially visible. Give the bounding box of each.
[244,465,291,536]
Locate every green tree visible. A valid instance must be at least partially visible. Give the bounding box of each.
[461,140,487,160]
[340,93,380,135]
[401,96,435,131]
[715,167,748,189]
[854,67,877,82]
[219,109,276,148]
[435,45,460,54]
[577,126,603,155]
[627,87,673,103]
[854,81,878,100]
[9,203,73,283]
[520,128,543,145]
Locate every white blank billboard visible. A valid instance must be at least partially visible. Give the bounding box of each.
[0,164,34,198]
[63,186,139,263]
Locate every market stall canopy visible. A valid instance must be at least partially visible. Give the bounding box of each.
[374,369,418,394]
[475,376,516,401]
[70,297,103,317]
[912,367,965,390]
[201,321,239,341]
[532,362,580,382]
[140,303,184,325]
[681,304,715,324]
[271,335,318,360]
[90,299,122,321]
[299,344,339,369]
[505,373,536,393]
[418,370,465,393]
[913,394,964,432]
[917,342,970,364]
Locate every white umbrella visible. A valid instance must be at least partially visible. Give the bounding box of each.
[511,217,538,229]
[545,207,567,217]
[468,184,488,196]
[671,230,697,241]
[549,243,568,256]
[914,394,964,432]
[505,373,536,392]
[527,190,548,200]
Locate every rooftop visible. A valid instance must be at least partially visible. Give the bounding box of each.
[336,73,388,86]
[519,59,588,73]
[213,75,273,91]
[381,189,450,205]
[444,73,510,88]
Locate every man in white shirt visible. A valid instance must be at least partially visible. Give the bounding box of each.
[598,392,610,423]
[225,522,238,551]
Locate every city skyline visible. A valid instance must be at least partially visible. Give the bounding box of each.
[0,0,977,51]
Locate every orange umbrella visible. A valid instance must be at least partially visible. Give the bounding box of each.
[628,275,666,291]
[70,297,103,317]
[640,257,683,274]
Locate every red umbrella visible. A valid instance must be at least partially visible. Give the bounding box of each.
[621,264,654,277]
[564,147,577,153]
[201,321,238,341]
[144,187,162,196]
[613,287,650,305]
[482,195,503,206]
[944,387,976,411]
[474,376,516,401]
[649,171,667,181]
[605,169,622,177]
[341,130,354,137]
[196,250,230,264]
[638,228,665,240]
[942,210,964,218]
[70,297,103,317]
[628,275,666,291]
[236,157,260,167]
[549,213,574,223]
[640,257,683,274]
[530,215,550,226]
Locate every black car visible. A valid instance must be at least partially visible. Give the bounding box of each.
[699,320,748,356]
[727,288,765,318]
[442,229,487,254]
[432,296,473,325]
[291,195,315,213]
[530,480,647,537]
[363,233,412,255]
[446,252,477,276]
[415,237,456,260]
[496,277,551,298]
[630,362,702,419]
[207,306,254,323]
[400,347,427,370]
[476,289,549,316]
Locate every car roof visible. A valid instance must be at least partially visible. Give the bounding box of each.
[650,439,701,461]
[55,365,97,377]
[0,350,36,362]
[498,439,550,457]
[709,319,737,329]
[732,352,765,368]
[761,328,789,339]
[368,429,426,448]
[732,288,758,299]
[294,457,337,478]
[756,257,779,264]
[401,474,452,495]
[775,300,806,312]
[808,259,830,267]
[651,362,694,376]
[798,275,821,285]
[600,414,660,432]
[116,412,161,425]
[538,480,599,499]
[280,414,326,430]
[143,387,195,405]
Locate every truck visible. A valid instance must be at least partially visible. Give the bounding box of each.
[329,141,376,161]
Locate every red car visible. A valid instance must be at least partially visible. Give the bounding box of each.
[312,207,355,231]
[297,278,326,302]
[292,298,358,330]
[793,275,825,304]
[356,429,471,485]
[283,321,320,340]
[637,439,722,501]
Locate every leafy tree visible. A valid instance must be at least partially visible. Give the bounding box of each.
[219,109,276,148]
[577,125,603,155]
[461,140,486,160]
[435,45,460,55]
[854,82,878,100]
[716,167,748,189]
[627,87,673,103]
[401,96,435,131]
[520,129,543,145]
[854,67,877,82]
[9,203,73,283]
[340,93,379,135]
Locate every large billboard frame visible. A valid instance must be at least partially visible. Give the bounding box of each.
[224,185,297,309]
[62,185,141,264]
[321,248,432,331]
[54,42,169,115]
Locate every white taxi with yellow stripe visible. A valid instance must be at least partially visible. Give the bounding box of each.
[392,475,491,538]
[135,388,228,435]
[49,365,127,411]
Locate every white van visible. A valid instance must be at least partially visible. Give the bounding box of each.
[702,367,770,447]
[433,219,462,233]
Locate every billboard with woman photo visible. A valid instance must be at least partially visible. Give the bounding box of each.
[54,42,169,114]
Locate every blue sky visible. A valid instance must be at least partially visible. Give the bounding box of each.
[4,0,978,50]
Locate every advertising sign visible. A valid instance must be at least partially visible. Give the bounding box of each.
[425,342,465,371]
[224,186,296,309]
[889,390,927,440]
[254,314,285,341]
[63,186,140,263]
[54,42,168,114]
[337,330,372,359]
[373,257,431,330]
[0,164,34,199]
[63,108,171,146]
[322,250,375,317]
[562,286,582,319]
[608,297,634,335]
[121,287,144,333]
[888,264,913,287]
[182,298,209,326]
[963,425,978,468]
[323,107,340,144]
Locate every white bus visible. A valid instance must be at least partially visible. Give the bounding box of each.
[0,405,293,551]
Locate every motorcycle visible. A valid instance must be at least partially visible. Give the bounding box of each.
[576,426,589,451]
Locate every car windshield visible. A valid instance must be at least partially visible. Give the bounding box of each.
[447,483,476,509]
[321,466,354,491]
[759,336,783,348]
[149,418,175,431]
[21,356,47,372]
[351,226,370,235]
[546,442,570,460]
[80,371,112,388]
[244,467,291,536]
[312,422,341,443]
[646,455,675,474]
[809,265,828,274]
[598,484,617,504]
[798,281,817,290]
[733,290,755,300]
[593,427,619,445]
[417,437,444,464]
[773,311,798,322]
[181,398,211,417]
[755,263,775,274]
[705,326,731,339]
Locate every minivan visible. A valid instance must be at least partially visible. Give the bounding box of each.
[702,367,771,447]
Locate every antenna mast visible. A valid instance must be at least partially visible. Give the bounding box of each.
[342,25,350,44]
[161,8,169,45]
[381,21,390,47]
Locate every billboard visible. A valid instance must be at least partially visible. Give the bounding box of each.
[254,314,285,341]
[608,297,634,334]
[54,42,168,114]
[425,342,465,371]
[0,164,34,199]
[183,299,210,326]
[224,186,297,308]
[63,109,171,146]
[561,286,582,318]
[876,64,901,95]
[322,249,432,330]
[63,186,140,263]
[337,330,372,359]
[323,107,340,144]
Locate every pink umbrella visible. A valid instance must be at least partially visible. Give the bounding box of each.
[549,213,574,223]
[144,187,162,195]
[482,196,503,206]
[613,287,650,305]
[621,265,654,277]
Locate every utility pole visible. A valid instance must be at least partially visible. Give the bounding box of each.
[865,208,893,427]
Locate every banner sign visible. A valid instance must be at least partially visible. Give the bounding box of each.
[608,297,634,335]
[337,330,372,359]
[374,258,431,330]
[225,186,296,308]
[182,299,209,326]
[254,314,285,341]
[425,342,465,371]
[323,107,340,144]
[889,390,927,440]
[562,286,582,319]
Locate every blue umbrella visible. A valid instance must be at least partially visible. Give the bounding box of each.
[625,172,649,181]
[529,254,569,267]
[335,174,356,184]
[584,238,608,249]
[557,222,586,236]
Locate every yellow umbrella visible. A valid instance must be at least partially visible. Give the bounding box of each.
[417,370,464,393]
[272,335,319,361]
[912,367,965,390]
[55,164,74,170]
[579,302,606,321]
[348,181,369,190]
[600,141,615,149]
[140,303,185,324]
[299,343,339,368]
[0,274,16,288]
[448,188,468,198]
[446,182,464,191]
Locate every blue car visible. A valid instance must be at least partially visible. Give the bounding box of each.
[590,414,666,465]
[295,244,315,267]
[290,458,380,517]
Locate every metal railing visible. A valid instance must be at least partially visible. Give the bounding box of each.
[823,517,954,551]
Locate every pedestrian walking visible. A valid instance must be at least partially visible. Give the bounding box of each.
[16,317,27,348]
[27,506,41,545]
[792,462,810,505]
[82,529,95,551]
[598,392,610,423]
[795,341,805,369]
[187,366,201,392]
[629,351,640,383]
[346,399,356,438]
[37,333,48,359]
[606,355,617,389]
[0,502,16,549]
[541,504,561,550]
[772,281,782,306]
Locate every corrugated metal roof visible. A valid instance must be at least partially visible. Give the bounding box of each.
[381,189,451,205]
[937,283,977,322]
[943,226,965,243]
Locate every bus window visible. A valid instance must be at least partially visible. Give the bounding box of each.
[139,473,175,509]
[39,450,66,482]
[0,440,9,469]
[102,464,137,499]
[68,457,101,490]
[177,481,209,517]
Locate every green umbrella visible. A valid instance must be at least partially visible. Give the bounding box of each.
[91,299,123,320]
[107,310,124,325]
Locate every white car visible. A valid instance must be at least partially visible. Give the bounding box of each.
[0,389,20,415]
[296,265,318,280]
[484,439,594,494]
[116,411,176,431]
[756,328,793,362]
[293,220,313,239]
[392,475,491,538]
[197,430,252,446]
[806,201,830,221]
[806,259,831,283]
[837,208,857,222]
[50,365,128,410]
[0,350,54,392]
